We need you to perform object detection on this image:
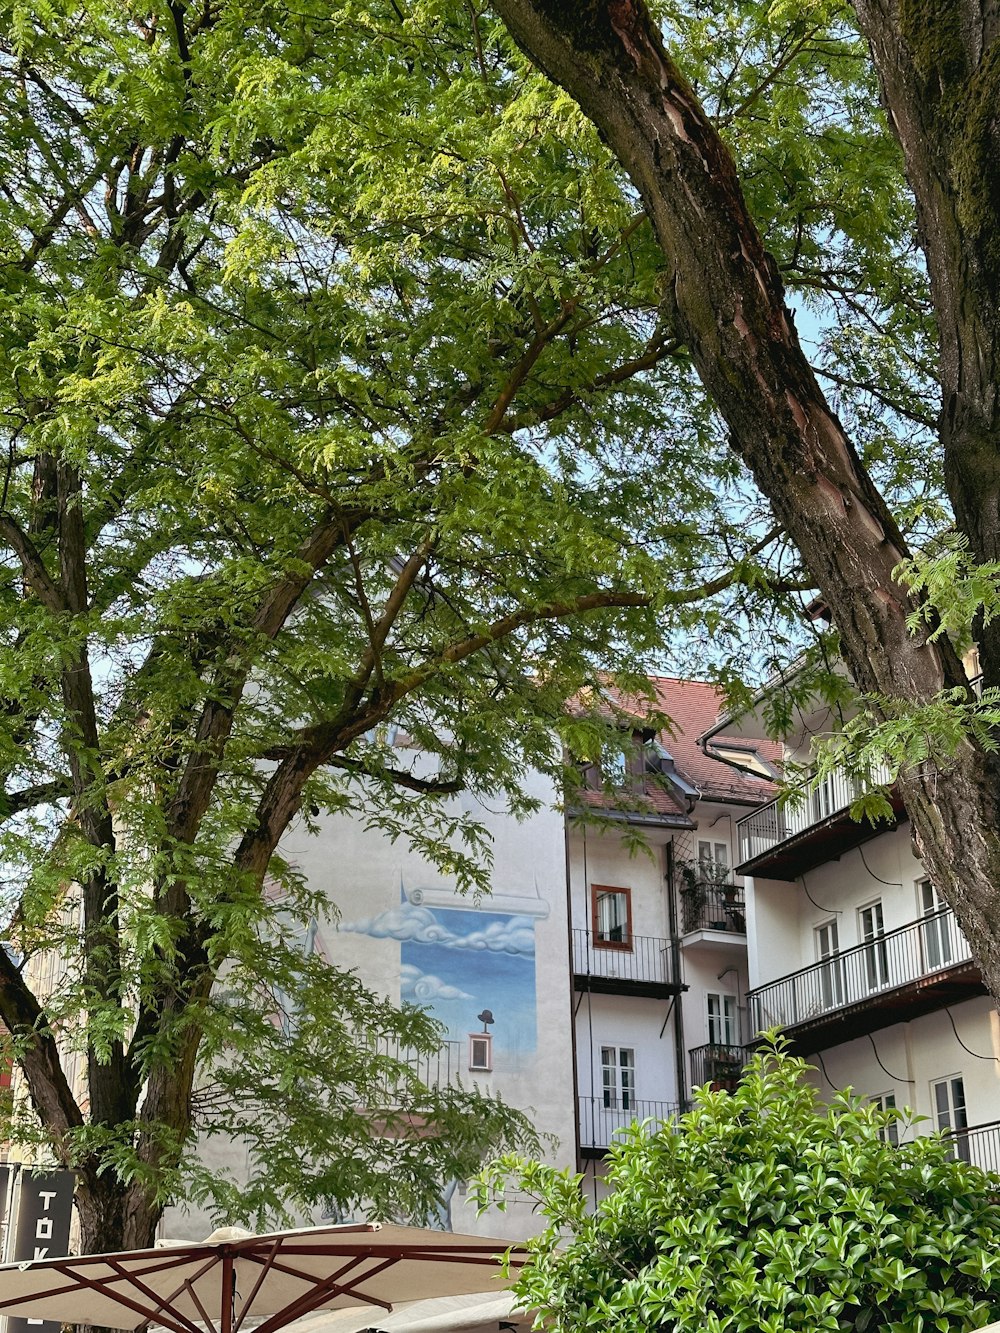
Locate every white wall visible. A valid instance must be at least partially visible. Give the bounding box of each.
[165,765,575,1244]
[746,825,940,991]
[566,825,671,940]
[802,995,1000,1131]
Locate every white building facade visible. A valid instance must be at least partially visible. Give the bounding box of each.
[716,690,1000,1171]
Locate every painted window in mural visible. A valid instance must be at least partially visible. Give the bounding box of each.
[592,884,632,948]
[343,885,542,1069]
[602,1046,635,1110]
[468,1033,492,1071]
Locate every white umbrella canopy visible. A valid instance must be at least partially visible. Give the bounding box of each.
[0,1223,528,1333]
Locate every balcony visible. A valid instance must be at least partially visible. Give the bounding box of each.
[947,1119,1000,1175]
[368,1037,463,1094]
[578,1095,680,1156]
[747,908,985,1054]
[678,874,747,949]
[572,928,680,998]
[736,758,904,880]
[689,1042,750,1093]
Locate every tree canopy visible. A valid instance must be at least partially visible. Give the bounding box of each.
[4,0,1000,1259]
[0,0,816,1254]
[484,1045,1000,1333]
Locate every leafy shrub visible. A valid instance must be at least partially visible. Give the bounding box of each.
[480,1043,1000,1332]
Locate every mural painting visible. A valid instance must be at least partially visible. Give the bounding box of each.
[342,882,546,1069]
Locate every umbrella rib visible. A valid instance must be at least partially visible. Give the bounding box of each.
[104,1260,207,1333]
[232,1237,281,1333]
[0,1249,203,1309]
[249,1255,395,1333]
[16,1262,198,1333]
[183,1274,221,1333]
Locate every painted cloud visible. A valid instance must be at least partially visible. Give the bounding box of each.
[344,901,535,956]
[400,964,473,1003]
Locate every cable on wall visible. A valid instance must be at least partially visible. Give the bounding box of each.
[800,871,841,916]
[856,844,903,890]
[812,1048,843,1092]
[866,1032,915,1084]
[944,1005,1000,1062]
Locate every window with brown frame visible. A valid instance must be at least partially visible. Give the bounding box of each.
[591,884,632,949]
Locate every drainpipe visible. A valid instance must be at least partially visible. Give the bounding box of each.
[564,813,582,1174]
[665,840,687,1110]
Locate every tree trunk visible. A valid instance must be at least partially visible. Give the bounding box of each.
[491,0,1000,997]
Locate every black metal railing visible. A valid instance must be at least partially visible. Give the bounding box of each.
[578,1095,681,1150]
[689,1042,749,1092]
[678,881,747,935]
[367,1037,463,1093]
[736,758,894,865]
[572,929,675,986]
[747,907,972,1032]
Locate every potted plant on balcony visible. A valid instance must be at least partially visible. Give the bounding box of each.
[678,861,706,933]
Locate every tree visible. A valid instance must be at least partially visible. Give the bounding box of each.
[490,0,1000,1000]
[483,1044,1000,1333]
[0,0,796,1256]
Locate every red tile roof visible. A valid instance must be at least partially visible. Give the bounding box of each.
[647,676,781,803]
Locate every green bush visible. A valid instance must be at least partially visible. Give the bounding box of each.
[480,1043,1000,1333]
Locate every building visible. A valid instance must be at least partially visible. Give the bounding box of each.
[565,679,778,1193]
[180,676,780,1234]
[703,679,1000,1169]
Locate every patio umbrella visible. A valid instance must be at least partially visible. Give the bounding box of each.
[0,1223,529,1333]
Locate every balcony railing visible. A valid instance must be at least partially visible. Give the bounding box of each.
[679,881,746,935]
[689,1042,749,1092]
[578,1095,680,1150]
[946,1119,1000,1175]
[748,908,972,1033]
[737,758,894,866]
[367,1037,463,1094]
[572,928,675,987]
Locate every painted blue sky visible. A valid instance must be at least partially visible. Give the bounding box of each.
[343,900,537,1059]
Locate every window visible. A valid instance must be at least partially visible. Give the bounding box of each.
[870,1092,899,1146]
[707,993,738,1046]
[919,879,955,970]
[932,1074,970,1161]
[859,900,889,990]
[602,744,628,788]
[592,884,632,949]
[468,1033,492,1072]
[698,840,730,883]
[601,1046,635,1110]
[815,919,844,1009]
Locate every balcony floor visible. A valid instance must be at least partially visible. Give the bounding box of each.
[573,972,683,999]
[754,960,986,1056]
[737,792,907,881]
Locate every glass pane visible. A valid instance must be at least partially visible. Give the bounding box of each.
[934,1080,951,1129]
[952,1078,968,1128]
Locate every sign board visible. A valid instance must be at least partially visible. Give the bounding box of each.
[5,1169,75,1333]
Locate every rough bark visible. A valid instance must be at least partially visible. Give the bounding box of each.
[491,0,1000,997]
[850,0,1000,673]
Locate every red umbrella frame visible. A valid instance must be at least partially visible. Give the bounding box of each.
[0,1224,530,1333]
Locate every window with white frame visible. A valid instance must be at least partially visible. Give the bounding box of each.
[707,992,738,1046]
[932,1074,967,1130]
[601,1046,635,1110]
[468,1033,492,1072]
[858,900,889,991]
[815,918,844,1009]
[698,840,730,883]
[870,1091,899,1145]
[919,879,955,969]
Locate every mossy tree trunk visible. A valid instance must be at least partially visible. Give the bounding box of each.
[492,0,1000,998]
